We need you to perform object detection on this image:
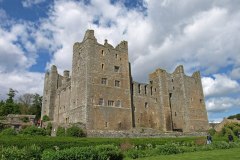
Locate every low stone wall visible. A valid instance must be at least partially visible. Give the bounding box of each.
[87,129,207,138]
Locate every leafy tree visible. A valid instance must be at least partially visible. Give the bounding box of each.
[29,94,42,120]
[0,89,20,116]
[42,115,50,122]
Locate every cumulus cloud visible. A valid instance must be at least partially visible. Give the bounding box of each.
[202,74,240,97]
[206,97,240,112]
[22,0,46,8]
[1,0,240,123]
[230,67,240,80]
[0,71,44,99]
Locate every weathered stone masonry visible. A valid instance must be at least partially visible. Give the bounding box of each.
[41,30,209,132]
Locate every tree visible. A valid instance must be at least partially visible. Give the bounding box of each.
[29,94,42,120]
[0,89,20,116]
[6,88,17,104]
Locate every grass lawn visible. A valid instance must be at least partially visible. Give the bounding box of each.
[137,148,240,160]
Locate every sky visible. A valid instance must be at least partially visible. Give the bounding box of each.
[0,0,239,123]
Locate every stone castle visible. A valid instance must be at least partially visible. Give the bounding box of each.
[41,30,209,133]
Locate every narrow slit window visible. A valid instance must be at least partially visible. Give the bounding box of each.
[145,102,148,108]
[138,84,141,94]
[144,85,147,94]
[101,64,104,70]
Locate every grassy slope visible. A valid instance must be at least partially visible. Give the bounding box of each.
[137,148,240,160]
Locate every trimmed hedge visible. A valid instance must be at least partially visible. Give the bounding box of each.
[42,145,123,160]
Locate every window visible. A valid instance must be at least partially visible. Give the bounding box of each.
[105,122,108,127]
[145,102,148,108]
[114,66,120,72]
[101,78,107,85]
[144,85,147,94]
[150,86,153,95]
[116,100,121,107]
[115,80,120,87]
[108,100,114,106]
[115,54,118,59]
[99,98,104,106]
[138,84,141,94]
[101,64,104,70]
[101,50,104,56]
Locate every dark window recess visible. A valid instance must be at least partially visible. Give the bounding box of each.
[108,100,114,106]
[175,112,177,116]
[101,64,104,69]
[116,100,121,107]
[105,122,108,127]
[101,78,107,85]
[101,50,104,55]
[138,84,141,94]
[144,85,147,94]
[150,86,153,95]
[145,102,148,108]
[200,99,203,103]
[115,80,120,87]
[114,66,120,72]
[99,98,104,105]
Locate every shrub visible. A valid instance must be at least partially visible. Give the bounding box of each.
[42,115,50,122]
[0,145,41,160]
[155,143,183,155]
[66,126,85,137]
[46,122,52,136]
[42,145,123,160]
[208,128,216,136]
[21,117,30,123]
[212,141,230,149]
[56,126,65,136]
[0,127,17,135]
[20,126,47,136]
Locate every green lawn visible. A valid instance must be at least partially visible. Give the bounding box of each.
[136,148,240,160]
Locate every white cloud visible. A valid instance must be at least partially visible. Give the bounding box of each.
[0,71,44,100]
[0,23,37,72]
[206,97,240,112]
[22,0,46,8]
[202,74,240,97]
[230,67,240,80]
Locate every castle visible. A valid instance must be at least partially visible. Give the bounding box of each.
[41,30,209,133]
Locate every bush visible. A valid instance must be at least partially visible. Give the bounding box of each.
[42,145,123,160]
[20,126,47,136]
[21,117,30,123]
[0,127,17,135]
[42,115,50,122]
[56,126,65,136]
[212,141,230,149]
[155,143,183,155]
[66,126,85,137]
[208,128,216,136]
[46,122,52,136]
[0,145,41,160]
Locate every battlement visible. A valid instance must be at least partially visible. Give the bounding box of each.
[42,29,208,133]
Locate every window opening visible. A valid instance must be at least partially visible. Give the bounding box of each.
[101,78,107,85]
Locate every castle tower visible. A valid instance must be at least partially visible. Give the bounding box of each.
[41,65,58,120]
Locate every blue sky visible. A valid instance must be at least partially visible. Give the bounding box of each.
[0,0,240,122]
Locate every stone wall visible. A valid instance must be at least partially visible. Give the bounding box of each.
[41,29,209,134]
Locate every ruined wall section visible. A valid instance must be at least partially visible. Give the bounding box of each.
[86,35,132,130]
[150,69,173,131]
[169,65,187,132]
[182,71,209,131]
[41,65,59,120]
[132,81,162,130]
